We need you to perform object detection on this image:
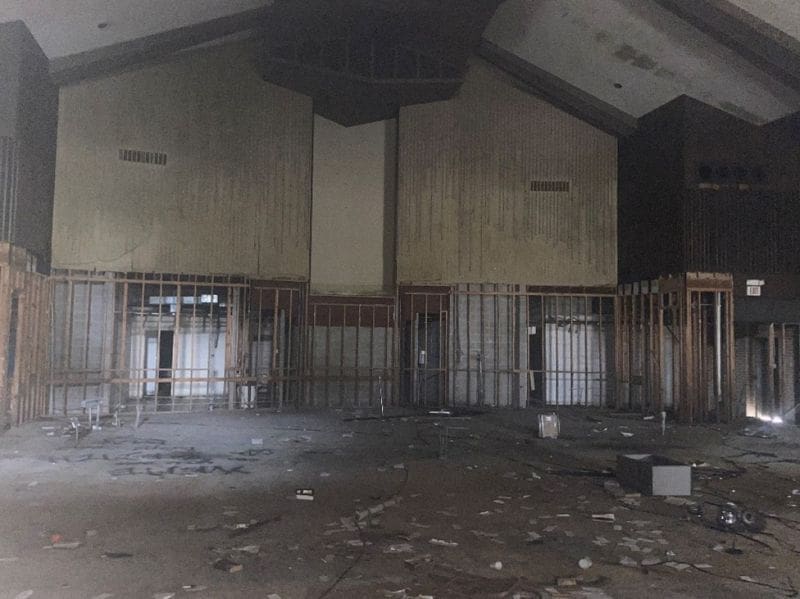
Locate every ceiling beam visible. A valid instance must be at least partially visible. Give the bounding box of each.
[654,0,800,93]
[49,5,276,85]
[476,40,637,137]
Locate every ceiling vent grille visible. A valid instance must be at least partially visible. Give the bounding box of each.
[119,148,168,166]
[530,180,570,193]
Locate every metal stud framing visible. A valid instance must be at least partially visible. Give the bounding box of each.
[306,295,395,408]
[399,284,615,409]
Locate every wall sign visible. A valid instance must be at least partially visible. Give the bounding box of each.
[745,279,764,297]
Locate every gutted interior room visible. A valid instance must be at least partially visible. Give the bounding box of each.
[1,1,800,598]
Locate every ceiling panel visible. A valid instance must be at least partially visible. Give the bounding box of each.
[484,0,800,123]
[0,0,273,58]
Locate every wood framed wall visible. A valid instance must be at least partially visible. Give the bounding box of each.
[616,272,735,423]
[0,243,50,427]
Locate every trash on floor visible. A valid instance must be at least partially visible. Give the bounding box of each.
[385,543,414,553]
[45,541,81,550]
[592,513,615,522]
[213,557,243,573]
[617,454,691,496]
[538,413,560,439]
[690,501,765,533]
[296,488,315,501]
[429,538,458,547]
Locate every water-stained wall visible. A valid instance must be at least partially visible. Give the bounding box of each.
[52,41,312,279]
[397,59,617,286]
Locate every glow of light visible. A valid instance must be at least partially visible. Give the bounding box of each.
[758,415,783,424]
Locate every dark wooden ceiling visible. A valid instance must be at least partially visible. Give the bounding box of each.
[258,0,502,125]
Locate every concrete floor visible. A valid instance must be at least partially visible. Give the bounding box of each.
[0,407,799,599]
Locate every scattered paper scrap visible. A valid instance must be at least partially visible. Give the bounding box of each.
[429,538,458,548]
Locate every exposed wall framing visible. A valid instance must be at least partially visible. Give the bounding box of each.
[616,273,735,423]
[736,322,800,422]
[399,286,450,408]
[47,275,617,416]
[306,295,396,408]
[0,243,50,426]
[50,271,245,414]
[241,281,305,410]
[399,284,615,408]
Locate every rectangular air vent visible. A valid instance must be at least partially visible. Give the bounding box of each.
[530,180,570,192]
[119,148,168,166]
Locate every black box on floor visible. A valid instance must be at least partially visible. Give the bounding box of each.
[616,454,691,496]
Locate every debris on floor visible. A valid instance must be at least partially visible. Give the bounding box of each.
[617,454,691,496]
[2,409,800,598]
[296,488,314,501]
[213,557,243,573]
[429,538,459,548]
[45,541,81,550]
[181,585,207,592]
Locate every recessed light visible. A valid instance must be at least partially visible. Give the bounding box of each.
[97,22,109,30]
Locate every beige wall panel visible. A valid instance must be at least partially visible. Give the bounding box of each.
[52,42,312,278]
[311,116,396,294]
[398,59,617,286]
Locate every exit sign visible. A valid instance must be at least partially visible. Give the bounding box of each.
[746,286,761,296]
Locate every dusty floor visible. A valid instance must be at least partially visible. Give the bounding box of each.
[0,407,799,599]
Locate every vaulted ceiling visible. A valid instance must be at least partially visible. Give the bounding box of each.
[0,0,274,58]
[1,0,799,129]
[483,0,800,125]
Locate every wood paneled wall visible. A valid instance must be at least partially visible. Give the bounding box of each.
[619,96,800,283]
[52,41,313,279]
[397,59,617,287]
